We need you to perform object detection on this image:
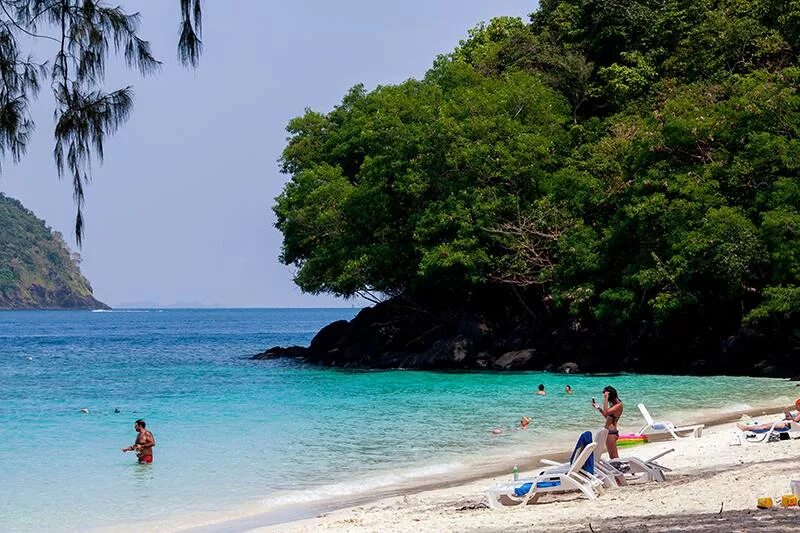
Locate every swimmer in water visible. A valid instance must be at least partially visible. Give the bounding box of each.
[490,416,532,435]
[565,385,573,395]
[536,384,546,395]
[80,408,89,414]
[122,419,155,464]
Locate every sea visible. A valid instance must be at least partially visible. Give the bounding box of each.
[1,308,795,532]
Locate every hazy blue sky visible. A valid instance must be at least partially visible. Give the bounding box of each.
[0,1,536,307]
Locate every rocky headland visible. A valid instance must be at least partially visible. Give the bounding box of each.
[0,194,109,310]
[255,295,798,377]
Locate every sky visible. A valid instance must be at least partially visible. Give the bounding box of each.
[0,1,537,308]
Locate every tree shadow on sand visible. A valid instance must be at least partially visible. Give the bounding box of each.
[578,509,798,532]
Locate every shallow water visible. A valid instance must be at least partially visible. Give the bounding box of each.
[0,309,794,531]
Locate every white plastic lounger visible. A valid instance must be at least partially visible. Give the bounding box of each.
[486,440,603,509]
[638,403,704,439]
[736,420,800,444]
[607,447,675,483]
[542,428,674,486]
[539,429,618,489]
[586,427,674,484]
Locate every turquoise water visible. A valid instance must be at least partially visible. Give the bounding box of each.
[1,309,794,531]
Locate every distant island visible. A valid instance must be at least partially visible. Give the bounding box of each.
[0,194,108,310]
[261,2,800,377]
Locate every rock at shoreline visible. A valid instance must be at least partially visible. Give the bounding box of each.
[310,320,350,354]
[252,296,799,377]
[557,362,579,374]
[492,349,539,370]
[252,345,309,360]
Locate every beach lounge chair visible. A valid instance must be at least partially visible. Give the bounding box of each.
[541,428,674,486]
[607,448,675,483]
[590,429,674,485]
[539,429,618,489]
[485,432,604,509]
[638,403,704,439]
[736,420,800,444]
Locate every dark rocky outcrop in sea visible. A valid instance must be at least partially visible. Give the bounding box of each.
[254,296,799,377]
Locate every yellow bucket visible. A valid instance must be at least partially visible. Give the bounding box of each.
[781,494,798,507]
[757,497,774,509]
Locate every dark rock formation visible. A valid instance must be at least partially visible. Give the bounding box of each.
[253,294,799,376]
[492,349,539,370]
[557,362,579,374]
[253,345,310,360]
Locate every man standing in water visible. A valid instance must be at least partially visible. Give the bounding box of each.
[122,419,155,464]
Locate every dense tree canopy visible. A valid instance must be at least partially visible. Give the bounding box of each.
[276,0,800,346]
[0,0,202,243]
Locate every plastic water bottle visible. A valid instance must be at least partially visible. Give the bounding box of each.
[513,465,519,481]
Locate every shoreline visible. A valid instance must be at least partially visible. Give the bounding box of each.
[159,401,793,532]
[261,402,800,532]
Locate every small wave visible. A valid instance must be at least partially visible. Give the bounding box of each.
[260,461,463,509]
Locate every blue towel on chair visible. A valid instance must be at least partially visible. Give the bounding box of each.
[513,431,594,496]
[513,480,561,496]
[570,431,595,476]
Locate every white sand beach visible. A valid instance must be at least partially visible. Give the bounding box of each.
[262,414,800,532]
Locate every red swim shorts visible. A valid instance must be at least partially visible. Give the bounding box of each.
[138,455,153,464]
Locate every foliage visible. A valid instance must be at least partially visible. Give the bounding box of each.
[275,0,800,343]
[0,193,103,307]
[0,0,202,244]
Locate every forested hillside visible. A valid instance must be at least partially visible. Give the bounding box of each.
[270,1,800,375]
[0,194,108,309]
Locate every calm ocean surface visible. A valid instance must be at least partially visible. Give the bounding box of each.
[1,308,794,531]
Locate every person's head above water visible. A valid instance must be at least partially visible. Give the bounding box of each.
[603,386,620,404]
[520,416,531,428]
[565,385,573,393]
[538,384,545,391]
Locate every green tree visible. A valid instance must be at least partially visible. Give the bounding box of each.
[276,63,570,298]
[276,0,800,355]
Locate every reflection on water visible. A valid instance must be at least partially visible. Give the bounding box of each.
[132,462,155,486]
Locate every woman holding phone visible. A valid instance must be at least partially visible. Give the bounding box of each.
[593,386,623,459]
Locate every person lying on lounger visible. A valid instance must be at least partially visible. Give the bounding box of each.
[737,402,800,432]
